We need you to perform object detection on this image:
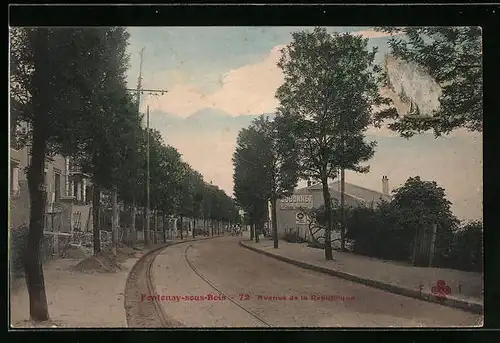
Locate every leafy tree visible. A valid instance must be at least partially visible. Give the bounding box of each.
[276,27,388,259]
[344,200,410,260]
[10,27,131,321]
[210,186,226,235]
[391,176,459,266]
[444,220,483,272]
[189,171,205,238]
[67,28,132,253]
[116,112,145,246]
[232,114,299,248]
[375,27,482,137]
[157,144,184,214]
[202,182,224,236]
[219,190,239,233]
[202,183,213,235]
[233,124,271,243]
[176,162,196,240]
[199,182,238,236]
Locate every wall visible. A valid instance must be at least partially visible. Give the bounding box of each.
[72,204,93,232]
[275,185,374,242]
[275,187,324,238]
[9,145,96,277]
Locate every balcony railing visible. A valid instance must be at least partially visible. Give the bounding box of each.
[69,164,91,178]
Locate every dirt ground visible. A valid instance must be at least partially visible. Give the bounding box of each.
[10,245,141,328]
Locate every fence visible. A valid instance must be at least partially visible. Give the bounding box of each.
[70,230,113,249]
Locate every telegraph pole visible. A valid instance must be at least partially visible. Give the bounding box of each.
[126,48,168,247]
[146,105,150,246]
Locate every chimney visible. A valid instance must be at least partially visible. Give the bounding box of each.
[382,175,389,195]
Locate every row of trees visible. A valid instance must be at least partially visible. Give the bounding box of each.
[232,115,299,246]
[10,27,240,322]
[232,26,482,261]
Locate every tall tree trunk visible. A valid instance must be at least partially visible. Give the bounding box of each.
[162,215,166,243]
[24,28,51,322]
[92,184,101,255]
[131,199,136,248]
[144,206,150,246]
[192,217,196,238]
[321,176,333,261]
[271,197,278,249]
[250,219,254,241]
[153,210,157,244]
[180,215,184,240]
[254,223,259,243]
[411,224,417,265]
[340,168,346,252]
[211,219,214,236]
[111,188,118,247]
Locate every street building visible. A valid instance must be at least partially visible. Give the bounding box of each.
[274,176,392,248]
[10,125,93,234]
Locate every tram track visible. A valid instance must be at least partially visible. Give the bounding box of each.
[183,244,272,327]
[124,236,223,328]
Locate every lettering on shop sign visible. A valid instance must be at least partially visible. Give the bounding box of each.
[279,194,313,210]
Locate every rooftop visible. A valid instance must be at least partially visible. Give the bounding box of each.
[296,181,392,204]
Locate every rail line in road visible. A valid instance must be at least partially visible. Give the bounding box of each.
[183,244,273,327]
[125,236,223,328]
[125,243,179,328]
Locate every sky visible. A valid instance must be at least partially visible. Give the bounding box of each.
[126,27,483,222]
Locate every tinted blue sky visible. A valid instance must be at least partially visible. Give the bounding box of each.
[126,27,390,93]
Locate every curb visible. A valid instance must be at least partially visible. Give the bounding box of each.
[239,241,483,315]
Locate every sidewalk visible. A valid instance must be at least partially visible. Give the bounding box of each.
[240,239,483,314]
[10,235,223,328]
[10,256,134,328]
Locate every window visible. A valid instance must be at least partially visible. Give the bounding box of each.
[85,185,92,204]
[74,181,79,200]
[54,173,61,200]
[10,160,20,196]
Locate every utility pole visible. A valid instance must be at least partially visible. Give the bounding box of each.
[146,105,150,246]
[208,181,213,236]
[126,47,168,247]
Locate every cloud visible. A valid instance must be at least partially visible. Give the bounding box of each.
[208,45,285,116]
[145,83,208,118]
[143,45,285,118]
[165,129,239,197]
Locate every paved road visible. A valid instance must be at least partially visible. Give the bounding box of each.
[154,236,482,327]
